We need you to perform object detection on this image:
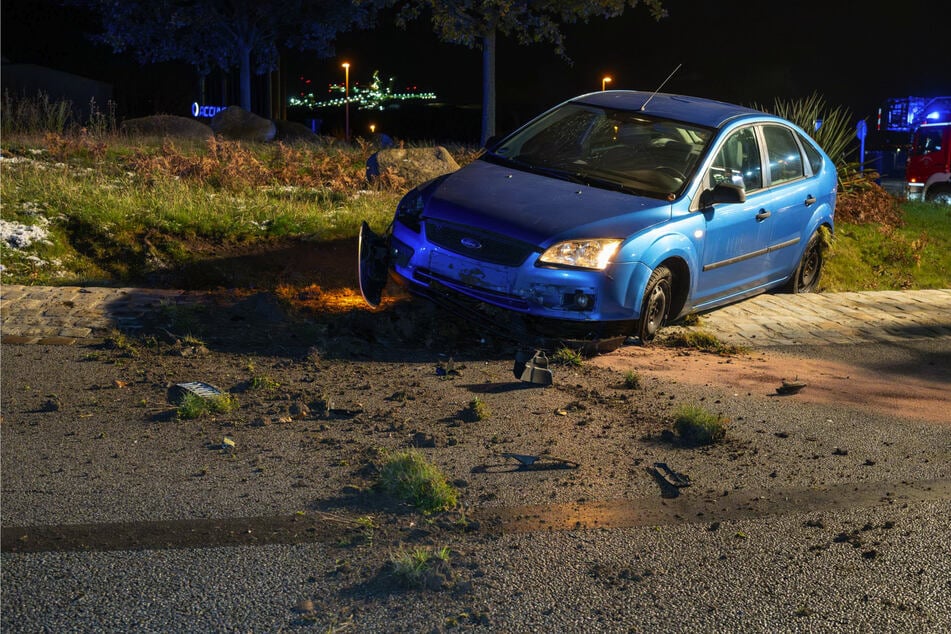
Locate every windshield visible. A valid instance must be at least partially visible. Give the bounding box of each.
[484,103,713,199]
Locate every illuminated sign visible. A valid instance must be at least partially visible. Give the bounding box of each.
[191,103,226,118]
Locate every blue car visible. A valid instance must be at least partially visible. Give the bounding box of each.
[360,91,836,347]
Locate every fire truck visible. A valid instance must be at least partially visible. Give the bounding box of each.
[881,96,951,203]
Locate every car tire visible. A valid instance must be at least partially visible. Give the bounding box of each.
[927,187,951,205]
[785,230,823,293]
[637,265,673,344]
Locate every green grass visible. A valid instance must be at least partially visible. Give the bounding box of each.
[672,404,727,446]
[823,202,951,291]
[662,329,746,355]
[550,347,584,367]
[0,133,403,285]
[622,370,641,389]
[250,375,281,392]
[379,450,458,513]
[388,545,452,589]
[176,392,239,420]
[461,397,491,422]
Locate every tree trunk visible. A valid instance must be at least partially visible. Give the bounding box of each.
[480,30,496,146]
[239,45,252,111]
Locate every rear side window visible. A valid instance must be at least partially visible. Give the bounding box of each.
[763,125,804,185]
[798,133,823,175]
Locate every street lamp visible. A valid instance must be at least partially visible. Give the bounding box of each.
[342,62,350,142]
[602,76,612,91]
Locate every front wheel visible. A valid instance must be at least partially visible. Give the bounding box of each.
[927,187,951,205]
[636,265,673,344]
[784,231,823,293]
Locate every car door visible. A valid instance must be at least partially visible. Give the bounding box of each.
[694,126,772,306]
[759,124,815,280]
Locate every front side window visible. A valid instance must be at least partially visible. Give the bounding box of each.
[763,125,804,185]
[707,127,762,192]
[913,128,944,156]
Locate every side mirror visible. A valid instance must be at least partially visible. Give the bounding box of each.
[484,135,501,150]
[699,183,746,208]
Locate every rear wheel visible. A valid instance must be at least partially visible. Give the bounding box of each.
[636,265,672,344]
[784,230,823,293]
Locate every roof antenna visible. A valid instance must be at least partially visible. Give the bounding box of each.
[640,63,682,111]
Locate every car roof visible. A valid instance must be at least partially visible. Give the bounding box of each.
[571,91,767,129]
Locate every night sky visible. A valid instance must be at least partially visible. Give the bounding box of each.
[2,0,948,139]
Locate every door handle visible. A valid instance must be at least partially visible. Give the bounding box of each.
[755,209,771,221]
[804,195,816,206]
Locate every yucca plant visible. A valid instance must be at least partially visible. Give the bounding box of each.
[755,92,856,177]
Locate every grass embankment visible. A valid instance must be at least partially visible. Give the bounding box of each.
[0,134,476,285]
[823,202,951,291]
[1,132,948,290]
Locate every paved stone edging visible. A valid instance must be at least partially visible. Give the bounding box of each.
[697,289,951,346]
[2,284,950,347]
[0,285,205,345]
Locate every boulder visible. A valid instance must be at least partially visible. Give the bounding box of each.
[210,106,276,142]
[120,115,213,139]
[366,146,460,187]
[273,119,319,143]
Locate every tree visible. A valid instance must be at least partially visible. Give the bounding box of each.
[390,0,667,144]
[70,0,371,113]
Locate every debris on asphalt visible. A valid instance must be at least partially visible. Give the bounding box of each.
[653,462,691,487]
[167,381,223,404]
[501,453,579,470]
[776,378,807,395]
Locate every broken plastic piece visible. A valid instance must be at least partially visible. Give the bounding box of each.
[776,379,807,395]
[501,452,579,470]
[654,462,691,487]
[168,381,222,404]
[358,221,390,309]
[513,349,553,386]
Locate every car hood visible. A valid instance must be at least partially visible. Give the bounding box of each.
[422,159,672,247]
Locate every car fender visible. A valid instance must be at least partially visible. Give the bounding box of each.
[619,231,699,318]
[803,199,835,245]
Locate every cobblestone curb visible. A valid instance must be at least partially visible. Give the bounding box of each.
[2,284,950,348]
[1,285,207,345]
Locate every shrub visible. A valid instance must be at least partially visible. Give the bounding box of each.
[379,450,457,513]
[673,404,726,446]
[756,92,855,174]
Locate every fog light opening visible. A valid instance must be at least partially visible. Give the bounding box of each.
[564,291,595,310]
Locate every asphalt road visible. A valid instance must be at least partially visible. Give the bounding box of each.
[2,346,949,632]
[2,288,950,632]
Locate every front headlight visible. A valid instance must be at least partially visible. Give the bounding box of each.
[395,188,424,231]
[538,239,621,270]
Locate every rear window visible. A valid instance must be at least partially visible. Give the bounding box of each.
[798,133,823,175]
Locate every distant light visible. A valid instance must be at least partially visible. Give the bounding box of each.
[926,111,941,120]
[814,119,823,131]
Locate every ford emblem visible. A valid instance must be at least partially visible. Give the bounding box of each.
[460,237,482,250]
